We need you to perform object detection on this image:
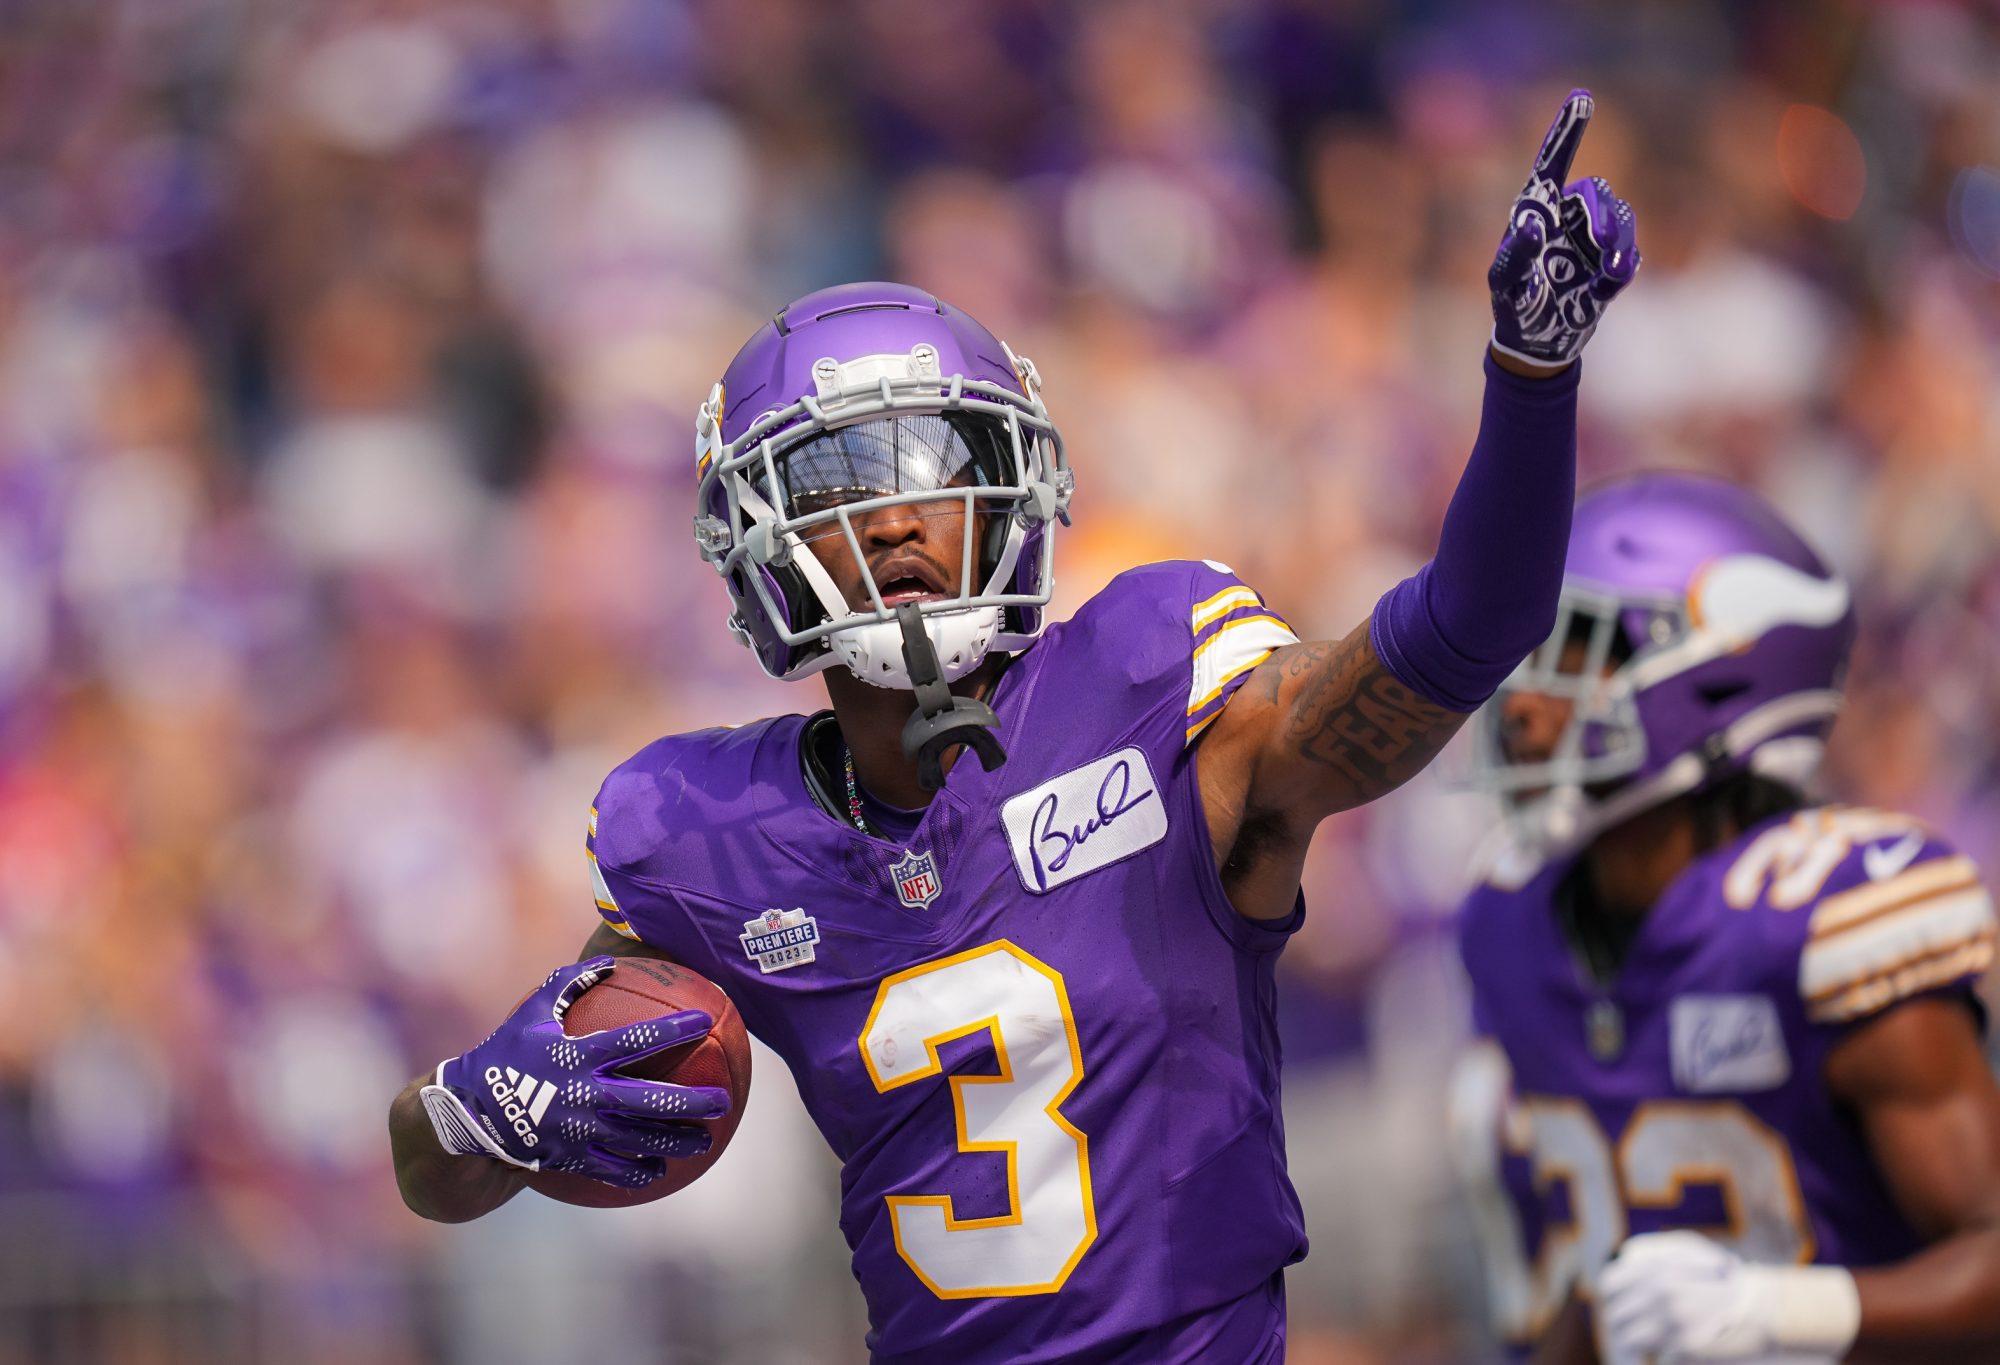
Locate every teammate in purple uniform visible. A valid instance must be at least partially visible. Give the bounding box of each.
[1451,473,2000,1363]
[390,92,1639,1362]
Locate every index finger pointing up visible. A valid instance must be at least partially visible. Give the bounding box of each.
[1532,88,1595,186]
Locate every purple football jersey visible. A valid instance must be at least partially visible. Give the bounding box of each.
[1453,805,1997,1351]
[587,561,1306,1363]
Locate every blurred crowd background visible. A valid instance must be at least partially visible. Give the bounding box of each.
[0,0,1996,1361]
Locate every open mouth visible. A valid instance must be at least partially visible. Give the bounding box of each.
[867,560,949,608]
[876,576,946,607]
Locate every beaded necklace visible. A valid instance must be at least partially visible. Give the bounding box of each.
[842,745,871,836]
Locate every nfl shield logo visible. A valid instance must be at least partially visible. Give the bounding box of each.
[890,849,942,910]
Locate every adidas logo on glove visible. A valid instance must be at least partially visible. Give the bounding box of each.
[486,1066,557,1147]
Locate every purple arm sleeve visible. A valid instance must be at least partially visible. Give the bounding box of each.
[1369,353,1580,712]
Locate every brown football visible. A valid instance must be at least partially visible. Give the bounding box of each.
[521,957,751,1208]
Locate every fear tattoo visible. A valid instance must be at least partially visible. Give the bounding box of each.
[1280,635,1460,800]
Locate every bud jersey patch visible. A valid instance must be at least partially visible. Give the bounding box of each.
[1002,747,1168,894]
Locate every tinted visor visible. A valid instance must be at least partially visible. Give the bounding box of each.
[765,413,1016,524]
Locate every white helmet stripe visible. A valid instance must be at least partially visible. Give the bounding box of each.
[1626,556,1850,691]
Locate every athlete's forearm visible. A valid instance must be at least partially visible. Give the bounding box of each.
[388,927,685,1223]
[1372,83,1627,712]
[1261,624,1464,814]
[389,1072,528,1223]
[1847,1225,2000,1360]
[1370,352,1580,712]
[1234,358,1577,815]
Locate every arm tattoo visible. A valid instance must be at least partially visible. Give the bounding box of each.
[1280,635,1462,803]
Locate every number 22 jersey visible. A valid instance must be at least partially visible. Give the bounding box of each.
[585,561,1308,1363]
[1453,805,1998,1352]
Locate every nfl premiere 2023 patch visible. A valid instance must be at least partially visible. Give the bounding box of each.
[890,849,941,910]
[740,907,821,974]
[1001,746,1169,894]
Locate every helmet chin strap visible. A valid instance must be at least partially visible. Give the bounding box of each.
[895,602,1007,792]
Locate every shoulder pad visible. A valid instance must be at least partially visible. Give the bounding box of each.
[1057,560,1297,746]
[592,731,712,871]
[1132,559,1298,744]
[1184,562,1297,744]
[1721,807,1996,1025]
[585,722,779,942]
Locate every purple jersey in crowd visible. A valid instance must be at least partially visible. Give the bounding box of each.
[1453,805,1997,1352]
[586,561,1307,1363]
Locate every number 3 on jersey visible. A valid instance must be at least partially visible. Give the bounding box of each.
[859,942,1098,1298]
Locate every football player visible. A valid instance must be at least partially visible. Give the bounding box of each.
[392,91,1638,1362]
[1450,473,2000,1363]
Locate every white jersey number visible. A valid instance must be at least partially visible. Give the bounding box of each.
[1453,1053,1814,1343]
[1620,1101,1814,1267]
[859,941,1097,1298]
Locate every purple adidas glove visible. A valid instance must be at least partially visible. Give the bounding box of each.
[419,956,730,1188]
[1489,88,1640,367]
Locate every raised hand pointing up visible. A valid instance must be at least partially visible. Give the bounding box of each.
[1489,89,1641,369]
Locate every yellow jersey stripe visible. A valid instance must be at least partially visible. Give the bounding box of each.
[1192,610,1292,664]
[587,847,632,926]
[1187,617,1298,715]
[1191,586,1263,631]
[1185,654,1271,742]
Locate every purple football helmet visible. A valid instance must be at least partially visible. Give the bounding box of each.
[692,282,1071,687]
[1472,473,1856,854]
